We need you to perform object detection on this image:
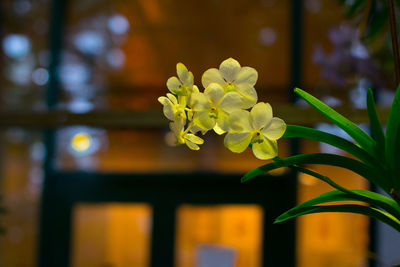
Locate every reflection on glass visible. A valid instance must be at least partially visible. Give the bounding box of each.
[71,203,152,267]
[175,204,263,267]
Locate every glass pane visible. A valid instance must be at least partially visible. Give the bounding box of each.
[1,0,50,111]
[296,138,369,267]
[0,129,44,267]
[58,0,291,113]
[55,127,290,173]
[71,203,152,267]
[175,204,263,267]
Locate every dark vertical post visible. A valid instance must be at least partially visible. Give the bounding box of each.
[0,0,4,105]
[0,0,5,223]
[150,204,176,267]
[38,0,69,266]
[289,0,302,157]
[290,0,303,105]
[388,0,400,85]
[287,1,303,266]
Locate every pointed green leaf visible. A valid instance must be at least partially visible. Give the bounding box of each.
[242,153,387,192]
[294,88,376,156]
[364,3,389,43]
[385,84,400,189]
[292,166,400,218]
[283,125,377,166]
[275,204,400,232]
[282,189,400,220]
[366,88,385,152]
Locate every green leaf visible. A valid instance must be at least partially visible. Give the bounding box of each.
[294,88,376,156]
[242,153,387,191]
[366,88,385,152]
[346,0,366,17]
[280,188,400,220]
[364,2,389,42]
[289,166,400,221]
[275,204,400,232]
[386,84,400,190]
[283,125,377,166]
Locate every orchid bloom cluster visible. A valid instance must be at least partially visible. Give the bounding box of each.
[158,58,286,160]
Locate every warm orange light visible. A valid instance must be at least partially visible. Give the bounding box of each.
[71,203,152,267]
[175,204,263,267]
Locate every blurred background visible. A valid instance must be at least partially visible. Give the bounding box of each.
[0,0,399,266]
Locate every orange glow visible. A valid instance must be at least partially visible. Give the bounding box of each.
[137,0,163,24]
[297,140,370,267]
[175,205,263,267]
[71,203,152,267]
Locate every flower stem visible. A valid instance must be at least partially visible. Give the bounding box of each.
[388,0,400,85]
[183,121,193,134]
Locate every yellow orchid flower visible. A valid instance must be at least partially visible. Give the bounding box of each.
[224,102,286,160]
[157,93,189,124]
[169,120,204,150]
[167,63,197,96]
[201,58,258,109]
[191,83,242,134]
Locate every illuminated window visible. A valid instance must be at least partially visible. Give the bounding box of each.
[175,205,263,267]
[71,203,152,267]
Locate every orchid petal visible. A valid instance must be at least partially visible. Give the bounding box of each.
[176,63,194,86]
[235,66,258,86]
[204,83,225,104]
[252,137,277,160]
[167,93,178,104]
[224,132,252,153]
[213,124,226,135]
[158,96,175,121]
[185,133,204,145]
[216,111,230,132]
[219,92,242,113]
[191,92,210,111]
[193,110,216,130]
[166,76,181,93]
[186,140,200,150]
[228,110,252,132]
[202,68,225,88]
[235,84,258,109]
[219,58,241,82]
[262,117,286,140]
[250,102,272,130]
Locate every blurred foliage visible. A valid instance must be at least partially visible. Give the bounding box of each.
[339,0,400,84]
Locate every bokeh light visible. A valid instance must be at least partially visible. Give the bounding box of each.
[70,132,92,153]
[108,14,130,35]
[2,34,31,59]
